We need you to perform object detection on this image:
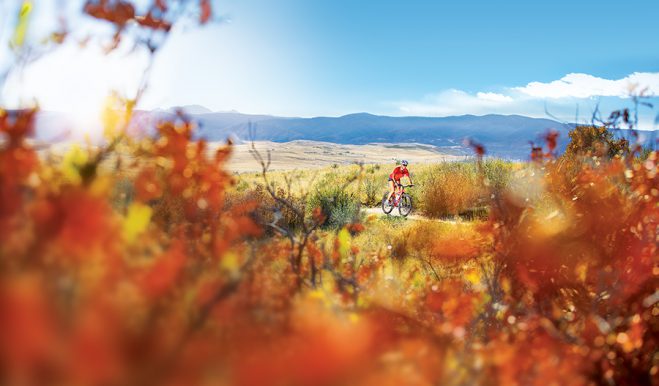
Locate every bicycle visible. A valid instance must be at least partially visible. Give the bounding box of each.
[382,184,414,216]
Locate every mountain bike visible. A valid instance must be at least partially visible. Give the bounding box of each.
[382,184,414,216]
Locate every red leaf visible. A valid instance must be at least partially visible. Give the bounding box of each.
[200,0,212,24]
[139,240,187,299]
[135,12,172,31]
[84,0,135,27]
[544,129,559,154]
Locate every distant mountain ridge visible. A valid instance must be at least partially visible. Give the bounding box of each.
[191,111,657,159]
[30,108,657,160]
[187,111,572,159]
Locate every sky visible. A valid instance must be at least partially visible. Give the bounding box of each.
[1,0,659,128]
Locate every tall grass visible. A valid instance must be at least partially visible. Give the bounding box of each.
[412,160,514,218]
[359,164,390,206]
[232,159,517,220]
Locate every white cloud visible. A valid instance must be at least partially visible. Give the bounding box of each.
[514,72,659,99]
[476,92,513,102]
[398,89,517,116]
[397,89,539,117]
[394,72,659,128]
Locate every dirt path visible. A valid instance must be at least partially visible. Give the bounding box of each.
[362,207,457,223]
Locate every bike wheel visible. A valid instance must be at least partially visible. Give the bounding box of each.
[382,193,394,214]
[398,194,413,217]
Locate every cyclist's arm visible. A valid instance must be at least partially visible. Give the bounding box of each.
[406,173,413,186]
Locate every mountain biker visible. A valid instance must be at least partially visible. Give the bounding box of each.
[386,160,413,203]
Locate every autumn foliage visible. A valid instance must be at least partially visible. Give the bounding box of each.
[2,104,656,385]
[1,1,658,385]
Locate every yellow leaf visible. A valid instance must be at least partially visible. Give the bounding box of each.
[308,289,325,300]
[337,227,351,260]
[102,93,133,141]
[220,252,240,277]
[122,203,152,243]
[308,288,333,308]
[11,1,32,49]
[60,144,88,184]
[465,268,481,286]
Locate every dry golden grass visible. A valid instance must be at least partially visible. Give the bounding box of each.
[223,140,465,173]
[230,159,518,223]
[387,220,486,267]
[421,165,483,217]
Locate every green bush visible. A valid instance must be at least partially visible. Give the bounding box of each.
[309,185,360,229]
[360,164,389,207]
[361,175,381,207]
[482,159,515,196]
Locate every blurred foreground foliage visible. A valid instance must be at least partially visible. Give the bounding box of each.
[2,104,657,386]
[0,1,657,385]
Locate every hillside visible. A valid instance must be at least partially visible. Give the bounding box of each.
[194,112,572,159]
[29,109,657,160]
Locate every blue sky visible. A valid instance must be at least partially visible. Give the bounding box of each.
[2,0,659,127]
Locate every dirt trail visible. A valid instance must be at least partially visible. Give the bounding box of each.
[362,207,457,224]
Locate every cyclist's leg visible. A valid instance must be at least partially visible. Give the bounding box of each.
[386,178,395,201]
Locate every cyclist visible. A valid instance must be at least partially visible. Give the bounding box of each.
[386,160,413,203]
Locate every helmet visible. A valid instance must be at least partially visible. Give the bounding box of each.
[401,160,408,166]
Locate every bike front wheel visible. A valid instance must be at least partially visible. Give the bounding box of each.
[398,194,413,217]
[382,193,394,214]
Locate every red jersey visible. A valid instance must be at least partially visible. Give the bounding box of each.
[389,166,409,182]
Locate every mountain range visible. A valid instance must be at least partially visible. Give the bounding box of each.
[33,107,657,160]
[135,109,570,159]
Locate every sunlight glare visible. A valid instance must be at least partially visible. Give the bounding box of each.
[2,42,148,142]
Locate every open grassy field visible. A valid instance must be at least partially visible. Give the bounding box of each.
[223,140,467,172]
[231,153,517,220]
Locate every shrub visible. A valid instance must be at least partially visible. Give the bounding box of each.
[416,160,515,219]
[419,162,484,218]
[482,158,515,196]
[361,173,385,207]
[564,125,630,158]
[308,185,360,229]
[226,184,305,232]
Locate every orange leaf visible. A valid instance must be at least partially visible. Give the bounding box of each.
[200,0,212,24]
[139,240,186,299]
